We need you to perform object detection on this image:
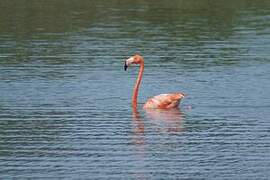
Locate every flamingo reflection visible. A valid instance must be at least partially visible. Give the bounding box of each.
[131,107,184,179]
[132,106,146,165]
[132,107,145,145]
[144,108,184,133]
[132,107,184,143]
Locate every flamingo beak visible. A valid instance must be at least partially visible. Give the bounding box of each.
[124,61,128,71]
[124,57,134,71]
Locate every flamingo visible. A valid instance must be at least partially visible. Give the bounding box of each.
[124,54,185,110]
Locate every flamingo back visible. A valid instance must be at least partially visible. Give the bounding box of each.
[143,92,185,109]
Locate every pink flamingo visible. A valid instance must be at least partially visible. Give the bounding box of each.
[124,54,185,109]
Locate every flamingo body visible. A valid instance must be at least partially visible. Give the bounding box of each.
[143,92,185,109]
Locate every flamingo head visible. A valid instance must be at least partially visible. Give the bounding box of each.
[124,54,144,71]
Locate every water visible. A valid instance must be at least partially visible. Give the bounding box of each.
[0,0,270,179]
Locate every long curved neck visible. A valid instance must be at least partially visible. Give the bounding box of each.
[132,61,144,109]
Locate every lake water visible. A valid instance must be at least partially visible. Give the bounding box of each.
[0,0,270,179]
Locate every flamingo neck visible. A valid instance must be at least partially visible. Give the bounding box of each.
[132,61,144,109]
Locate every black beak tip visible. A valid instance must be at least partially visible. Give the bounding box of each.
[124,61,128,71]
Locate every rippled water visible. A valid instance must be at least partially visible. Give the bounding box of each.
[1,0,270,179]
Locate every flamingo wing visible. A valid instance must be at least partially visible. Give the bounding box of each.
[143,92,185,109]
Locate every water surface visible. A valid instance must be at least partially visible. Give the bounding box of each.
[0,0,270,179]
